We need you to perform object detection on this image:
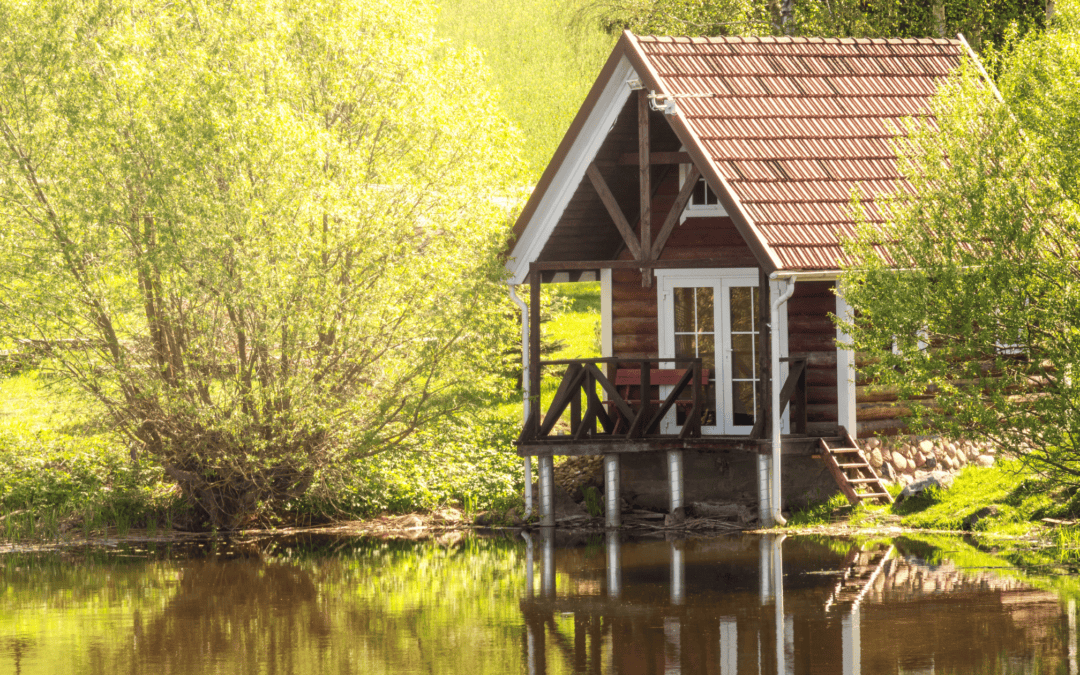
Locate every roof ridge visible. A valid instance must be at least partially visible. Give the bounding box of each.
[635,34,960,46]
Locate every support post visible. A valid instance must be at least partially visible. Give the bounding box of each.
[529,269,542,439]
[539,455,555,527]
[668,450,684,512]
[606,531,622,599]
[541,526,555,596]
[842,605,861,675]
[758,273,773,524]
[836,285,858,437]
[604,454,621,528]
[638,89,652,288]
[523,530,535,599]
[670,541,685,605]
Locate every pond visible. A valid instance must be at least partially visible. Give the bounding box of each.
[0,531,1076,674]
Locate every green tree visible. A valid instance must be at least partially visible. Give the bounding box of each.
[581,0,1048,49]
[840,5,1080,481]
[0,0,521,528]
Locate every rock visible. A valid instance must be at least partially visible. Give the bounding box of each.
[918,439,933,454]
[866,437,881,449]
[892,451,908,472]
[869,449,883,468]
[898,471,955,501]
[505,507,523,526]
[880,462,897,483]
[473,511,494,526]
[914,452,926,468]
[664,506,687,527]
[900,474,914,486]
[963,505,1000,529]
[530,482,589,518]
[976,455,995,468]
[689,502,751,522]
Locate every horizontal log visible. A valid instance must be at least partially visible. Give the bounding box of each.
[786,315,836,333]
[856,418,908,437]
[788,335,840,352]
[786,297,837,316]
[807,385,838,404]
[612,285,659,301]
[613,335,658,352]
[807,403,838,423]
[613,317,658,334]
[613,299,657,318]
[790,280,835,298]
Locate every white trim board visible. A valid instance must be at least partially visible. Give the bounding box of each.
[506,58,637,286]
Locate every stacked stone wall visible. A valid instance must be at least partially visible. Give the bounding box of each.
[861,435,999,486]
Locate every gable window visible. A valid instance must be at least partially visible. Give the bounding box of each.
[679,163,725,221]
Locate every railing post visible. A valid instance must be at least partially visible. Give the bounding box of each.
[571,371,581,436]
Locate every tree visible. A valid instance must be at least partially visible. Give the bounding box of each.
[580,0,1048,49]
[840,4,1080,481]
[0,0,521,528]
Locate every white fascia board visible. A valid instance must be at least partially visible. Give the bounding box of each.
[506,58,637,286]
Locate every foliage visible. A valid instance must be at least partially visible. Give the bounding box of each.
[577,0,1048,50]
[0,0,522,528]
[438,0,615,176]
[893,459,1035,532]
[840,7,1080,485]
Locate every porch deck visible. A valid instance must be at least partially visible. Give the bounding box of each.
[517,434,839,457]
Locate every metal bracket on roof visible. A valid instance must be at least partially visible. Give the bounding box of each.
[626,78,645,90]
[647,93,679,116]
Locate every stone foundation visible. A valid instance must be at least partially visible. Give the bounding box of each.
[861,435,999,487]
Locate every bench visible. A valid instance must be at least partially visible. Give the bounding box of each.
[609,367,710,432]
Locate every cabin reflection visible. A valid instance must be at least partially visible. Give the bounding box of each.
[519,533,1078,675]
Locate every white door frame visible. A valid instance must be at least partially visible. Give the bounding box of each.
[656,268,789,436]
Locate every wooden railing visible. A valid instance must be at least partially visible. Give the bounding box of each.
[518,357,703,443]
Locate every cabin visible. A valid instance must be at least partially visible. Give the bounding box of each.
[508,32,978,526]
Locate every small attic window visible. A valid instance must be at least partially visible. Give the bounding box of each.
[680,163,724,220]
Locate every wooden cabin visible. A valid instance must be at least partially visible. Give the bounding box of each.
[508,32,976,526]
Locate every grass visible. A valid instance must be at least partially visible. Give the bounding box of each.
[0,370,182,542]
[436,0,615,178]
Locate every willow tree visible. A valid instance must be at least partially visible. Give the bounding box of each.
[840,7,1080,481]
[0,0,520,527]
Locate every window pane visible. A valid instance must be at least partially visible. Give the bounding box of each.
[675,334,696,358]
[693,177,707,205]
[705,182,718,205]
[731,334,756,379]
[698,335,715,373]
[731,381,756,426]
[674,287,695,332]
[730,287,754,332]
[697,287,714,332]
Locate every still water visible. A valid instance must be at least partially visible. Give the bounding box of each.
[1,531,1076,674]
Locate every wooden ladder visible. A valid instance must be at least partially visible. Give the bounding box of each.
[818,428,893,506]
[824,543,895,613]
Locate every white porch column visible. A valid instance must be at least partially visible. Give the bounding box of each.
[600,268,613,358]
[668,450,684,512]
[604,454,621,528]
[538,455,555,527]
[836,286,858,437]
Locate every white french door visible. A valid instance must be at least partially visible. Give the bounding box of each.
[657,269,785,435]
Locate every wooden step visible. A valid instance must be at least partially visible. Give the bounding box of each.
[818,433,893,507]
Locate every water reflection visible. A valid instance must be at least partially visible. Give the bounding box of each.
[520,533,1077,674]
[0,533,1076,674]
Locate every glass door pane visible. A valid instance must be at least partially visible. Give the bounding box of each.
[727,286,759,429]
[672,287,716,429]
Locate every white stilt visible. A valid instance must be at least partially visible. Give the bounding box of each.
[522,531,534,599]
[523,457,533,520]
[842,605,861,675]
[719,618,737,675]
[541,527,555,597]
[538,455,555,527]
[604,454,621,528]
[606,531,622,599]
[670,541,685,605]
[668,450,684,512]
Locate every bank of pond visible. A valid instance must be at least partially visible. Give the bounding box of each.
[2,530,1079,674]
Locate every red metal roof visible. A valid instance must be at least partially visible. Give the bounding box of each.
[634,35,962,270]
